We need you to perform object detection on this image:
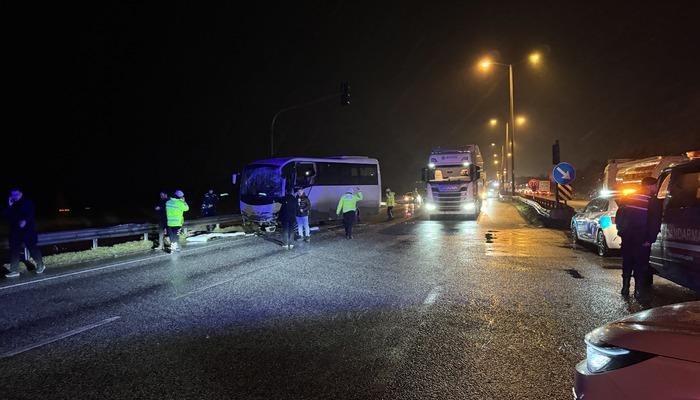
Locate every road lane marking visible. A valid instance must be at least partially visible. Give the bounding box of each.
[0,239,249,292]
[0,316,121,359]
[423,286,442,305]
[172,264,280,300]
[172,277,239,300]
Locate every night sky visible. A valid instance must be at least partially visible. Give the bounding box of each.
[5,1,700,217]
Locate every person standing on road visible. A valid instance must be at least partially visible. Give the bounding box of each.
[166,190,189,252]
[385,188,396,220]
[200,189,219,231]
[3,188,45,278]
[154,191,169,249]
[615,177,662,298]
[279,188,297,249]
[336,187,363,239]
[295,188,311,242]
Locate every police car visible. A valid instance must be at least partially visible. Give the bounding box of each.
[571,196,621,256]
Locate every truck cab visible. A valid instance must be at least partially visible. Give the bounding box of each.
[421,146,484,220]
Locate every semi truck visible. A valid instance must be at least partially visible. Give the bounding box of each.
[421,146,485,219]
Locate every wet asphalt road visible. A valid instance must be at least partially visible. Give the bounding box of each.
[1,200,698,399]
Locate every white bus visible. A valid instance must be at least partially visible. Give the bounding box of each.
[235,156,382,227]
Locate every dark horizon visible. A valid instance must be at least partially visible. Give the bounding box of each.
[5,1,700,216]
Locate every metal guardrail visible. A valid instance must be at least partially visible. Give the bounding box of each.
[516,196,552,218]
[1,214,242,257]
[522,194,560,210]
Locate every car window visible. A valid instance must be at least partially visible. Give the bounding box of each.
[585,200,599,213]
[595,199,609,212]
[667,171,700,209]
[657,173,671,199]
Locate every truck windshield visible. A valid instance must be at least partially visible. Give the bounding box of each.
[432,165,471,182]
[241,165,283,198]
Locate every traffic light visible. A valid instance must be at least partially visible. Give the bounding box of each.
[340,81,350,105]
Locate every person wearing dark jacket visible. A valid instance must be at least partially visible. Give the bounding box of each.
[295,188,311,242]
[3,188,45,278]
[201,189,219,231]
[614,177,662,298]
[279,189,298,249]
[154,192,169,249]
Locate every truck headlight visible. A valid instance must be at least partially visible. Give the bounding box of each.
[585,339,654,374]
[462,202,476,212]
[426,203,437,211]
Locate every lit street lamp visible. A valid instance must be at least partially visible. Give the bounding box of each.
[479,52,541,195]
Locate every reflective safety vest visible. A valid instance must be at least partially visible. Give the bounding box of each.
[386,191,396,207]
[336,192,363,214]
[166,198,190,227]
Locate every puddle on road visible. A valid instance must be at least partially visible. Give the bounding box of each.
[564,269,584,279]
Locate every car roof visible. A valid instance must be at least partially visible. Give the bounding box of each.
[586,301,700,363]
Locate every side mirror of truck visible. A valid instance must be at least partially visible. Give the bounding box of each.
[469,164,481,180]
[421,167,428,182]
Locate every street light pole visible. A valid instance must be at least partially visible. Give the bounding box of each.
[508,64,516,196]
[269,92,343,157]
[503,122,509,192]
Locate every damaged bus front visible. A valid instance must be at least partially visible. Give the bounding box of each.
[235,157,381,228]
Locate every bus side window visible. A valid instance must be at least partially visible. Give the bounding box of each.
[295,162,316,187]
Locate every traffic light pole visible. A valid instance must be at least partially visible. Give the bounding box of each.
[270,92,340,157]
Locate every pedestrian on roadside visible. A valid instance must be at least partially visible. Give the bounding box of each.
[166,190,189,252]
[279,187,297,249]
[615,177,662,298]
[3,188,45,278]
[295,188,311,242]
[336,187,363,239]
[201,189,219,231]
[385,188,396,220]
[154,191,169,249]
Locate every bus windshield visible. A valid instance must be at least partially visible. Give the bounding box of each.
[241,165,283,198]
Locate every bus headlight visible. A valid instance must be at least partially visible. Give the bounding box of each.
[463,202,476,212]
[426,203,437,211]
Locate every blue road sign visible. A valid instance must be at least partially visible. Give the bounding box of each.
[552,162,576,185]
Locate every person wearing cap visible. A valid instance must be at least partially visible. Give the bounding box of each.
[166,190,189,252]
[385,188,396,220]
[615,176,662,298]
[336,187,363,239]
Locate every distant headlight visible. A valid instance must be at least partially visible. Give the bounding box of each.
[426,203,437,211]
[462,202,476,212]
[585,339,654,374]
